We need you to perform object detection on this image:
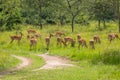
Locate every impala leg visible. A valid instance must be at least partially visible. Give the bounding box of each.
[30,43,32,50]
[10,39,14,44]
[18,40,20,45]
[78,43,80,50]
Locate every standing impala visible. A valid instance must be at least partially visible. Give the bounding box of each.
[77,34,81,41]
[45,33,54,50]
[30,36,37,50]
[10,32,23,45]
[45,37,51,50]
[108,33,120,42]
[93,35,101,44]
[78,38,87,49]
[89,39,95,49]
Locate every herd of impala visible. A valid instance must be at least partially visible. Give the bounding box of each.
[9,29,120,50]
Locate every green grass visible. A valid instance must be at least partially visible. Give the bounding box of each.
[2,61,120,80]
[0,50,20,71]
[0,21,120,80]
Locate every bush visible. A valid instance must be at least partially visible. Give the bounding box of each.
[92,49,120,65]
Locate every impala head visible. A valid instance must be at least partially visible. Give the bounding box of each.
[19,32,23,36]
[49,33,54,38]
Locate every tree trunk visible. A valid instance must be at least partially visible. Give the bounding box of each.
[98,19,101,30]
[71,16,75,32]
[39,4,43,30]
[60,16,64,26]
[117,0,120,33]
[39,22,42,30]
[118,16,120,33]
[103,19,106,29]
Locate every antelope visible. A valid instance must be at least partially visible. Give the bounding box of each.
[57,37,66,47]
[27,29,36,34]
[114,33,120,39]
[10,32,23,45]
[56,31,65,37]
[70,39,76,47]
[64,37,71,44]
[64,37,75,47]
[45,37,50,50]
[108,33,115,42]
[108,33,120,42]
[89,39,95,49]
[45,33,54,50]
[78,38,87,49]
[77,34,81,41]
[93,35,101,44]
[30,36,37,50]
[34,33,42,39]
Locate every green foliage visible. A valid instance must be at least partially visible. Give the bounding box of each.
[0,0,119,31]
[90,1,115,21]
[0,0,22,31]
[101,49,120,65]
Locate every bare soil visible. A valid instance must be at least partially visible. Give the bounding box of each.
[33,53,74,71]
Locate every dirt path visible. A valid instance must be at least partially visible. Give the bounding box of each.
[33,53,74,71]
[0,55,32,77]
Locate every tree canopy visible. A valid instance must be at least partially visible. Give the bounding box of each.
[0,0,120,32]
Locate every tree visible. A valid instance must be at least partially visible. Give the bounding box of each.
[0,0,22,31]
[90,0,115,29]
[117,0,120,33]
[22,0,54,29]
[101,0,120,32]
[54,0,83,32]
[66,0,83,32]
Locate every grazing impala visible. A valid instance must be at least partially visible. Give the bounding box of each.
[27,29,36,34]
[89,39,95,49]
[30,36,37,50]
[108,33,120,42]
[56,31,65,37]
[57,37,66,47]
[64,37,75,47]
[78,38,87,49]
[10,32,23,45]
[70,39,76,47]
[108,33,115,42]
[93,35,101,44]
[34,33,42,39]
[64,37,71,44]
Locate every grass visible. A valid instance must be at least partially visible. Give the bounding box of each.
[0,50,20,71]
[2,61,120,80]
[0,21,120,80]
